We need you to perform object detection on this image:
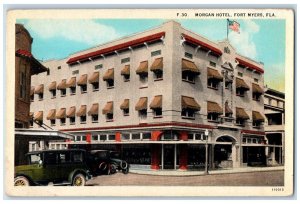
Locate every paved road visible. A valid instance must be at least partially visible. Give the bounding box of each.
[86,170,284,186]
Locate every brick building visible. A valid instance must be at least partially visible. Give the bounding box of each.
[30,21,268,170]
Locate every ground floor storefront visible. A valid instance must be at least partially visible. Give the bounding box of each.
[53,126,284,170]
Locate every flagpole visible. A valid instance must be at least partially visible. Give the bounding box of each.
[226,19,229,40]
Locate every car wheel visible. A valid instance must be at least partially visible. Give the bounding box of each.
[72,173,86,186]
[14,176,30,186]
[109,163,117,174]
[122,167,129,174]
[120,161,128,170]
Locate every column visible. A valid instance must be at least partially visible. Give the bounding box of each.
[271,146,276,165]
[211,144,215,169]
[179,144,188,170]
[204,143,208,174]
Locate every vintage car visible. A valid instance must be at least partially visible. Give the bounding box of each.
[14,149,92,186]
[87,150,129,176]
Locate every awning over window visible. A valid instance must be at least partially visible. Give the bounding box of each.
[56,108,66,119]
[236,78,250,90]
[66,77,76,88]
[252,111,265,122]
[120,99,129,110]
[236,107,250,120]
[119,65,129,76]
[103,69,114,81]
[34,111,43,122]
[252,83,263,94]
[136,61,148,75]
[225,102,233,114]
[46,109,56,120]
[67,106,76,118]
[135,97,148,111]
[207,101,223,114]
[76,105,87,117]
[102,102,113,114]
[48,81,57,91]
[207,68,223,81]
[34,84,44,94]
[150,58,163,72]
[77,74,87,85]
[182,59,200,75]
[30,86,35,96]
[88,103,99,115]
[57,79,67,90]
[181,96,201,111]
[150,95,162,109]
[88,72,100,84]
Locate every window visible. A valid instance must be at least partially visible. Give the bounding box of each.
[106,80,114,88]
[69,117,75,125]
[254,78,259,83]
[142,133,151,140]
[207,113,219,122]
[92,115,98,123]
[92,135,99,141]
[225,81,232,90]
[92,83,99,91]
[108,134,115,140]
[95,64,103,70]
[100,135,107,141]
[181,108,195,119]
[123,74,130,82]
[238,72,243,77]
[207,79,219,89]
[60,89,66,97]
[253,121,261,128]
[236,89,245,97]
[121,133,130,140]
[75,136,81,141]
[139,75,148,87]
[225,112,233,118]
[195,133,205,140]
[236,119,245,126]
[72,70,79,75]
[57,66,61,70]
[58,152,71,163]
[153,70,163,80]
[50,119,56,126]
[132,133,141,140]
[182,71,195,83]
[209,61,216,67]
[72,151,83,163]
[252,93,260,101]
[60,118,66,125]
[80,115,86,124]
[38,93,44,100]
[139,109,147,119]
[151,50,161,57]
[30,94,34,101]
[184,52,193,59]
[121,57,130,64]
[51,90,56,98]
[106,113,113,121]
[123,108,129,116]
[70,87,76,95]
[82,136,86,141]
[80,85,87,93]
[29,154,41,164]
[44,152,57,165]
[242,138,247,143]
[153,108,162,117]
[247,138,252,143]
[188,134,194,140]
[268,98,272,105]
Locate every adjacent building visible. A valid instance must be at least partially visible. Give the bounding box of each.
[30,21,268,170]
[264,87,285,165]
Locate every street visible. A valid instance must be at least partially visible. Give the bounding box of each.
[86,170,284,186]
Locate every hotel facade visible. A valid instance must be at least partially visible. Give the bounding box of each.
[30,21,268,170]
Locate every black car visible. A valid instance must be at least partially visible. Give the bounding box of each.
[87,150,129,176]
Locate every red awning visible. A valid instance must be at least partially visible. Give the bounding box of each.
[67,32,165,64]
[236,57,264,74]
[16,49,33,58]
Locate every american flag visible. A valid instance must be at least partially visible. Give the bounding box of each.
[228,19,240,33]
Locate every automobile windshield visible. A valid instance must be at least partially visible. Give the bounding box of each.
[29,153,41,164]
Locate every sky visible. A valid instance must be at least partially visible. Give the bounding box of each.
[16,19,286,92]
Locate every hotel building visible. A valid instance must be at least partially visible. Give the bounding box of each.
[30,21,267,170]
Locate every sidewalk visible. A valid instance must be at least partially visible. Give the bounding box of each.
[129,166,284,176]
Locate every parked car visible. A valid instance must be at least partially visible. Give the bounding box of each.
[14,149,92,186]
[87,150,129,176]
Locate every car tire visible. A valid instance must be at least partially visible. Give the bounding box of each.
[72,173,86,186]
[14,176,30,186]
[122,167,129,174]
[120,161,128,170]
[109,163,117,175]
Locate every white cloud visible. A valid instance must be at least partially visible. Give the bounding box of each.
[24,19,120,46]
[228,20,260,59]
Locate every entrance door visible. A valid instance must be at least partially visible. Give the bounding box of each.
[163,145,174,169]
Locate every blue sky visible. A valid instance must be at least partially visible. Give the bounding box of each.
[16,19,286,91]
